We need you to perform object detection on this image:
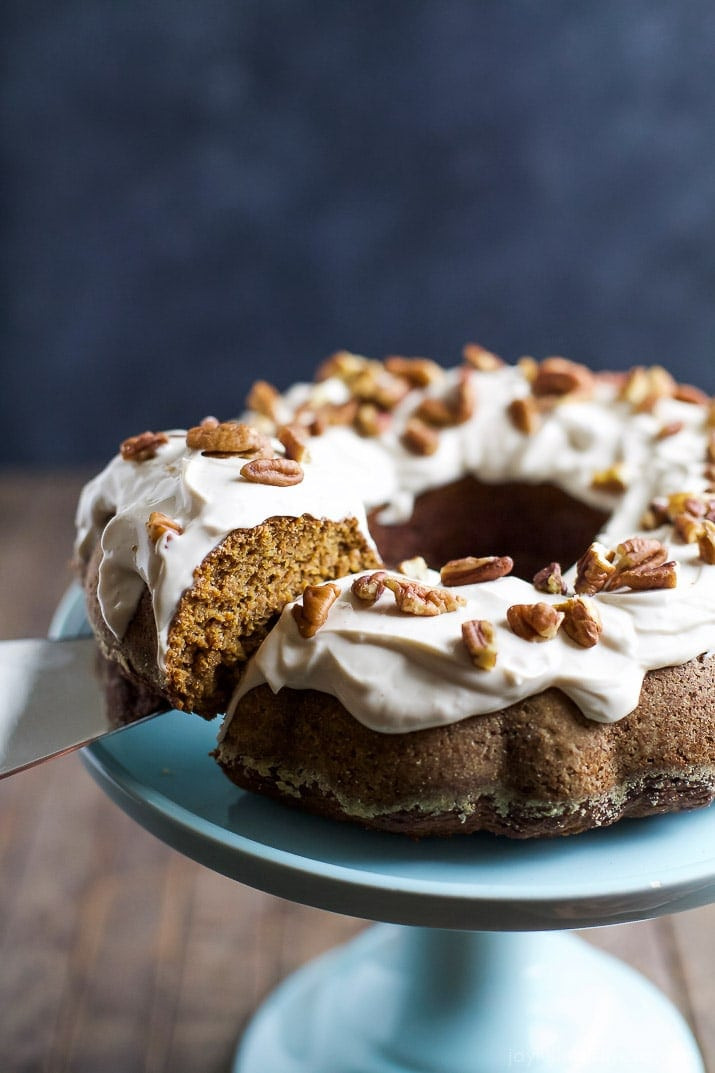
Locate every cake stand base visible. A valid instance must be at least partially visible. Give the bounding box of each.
[235,924,703,1073]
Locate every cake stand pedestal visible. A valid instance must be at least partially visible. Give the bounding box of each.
[52,587,714,1073]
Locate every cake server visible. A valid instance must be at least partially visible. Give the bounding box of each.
[0,637,159,778]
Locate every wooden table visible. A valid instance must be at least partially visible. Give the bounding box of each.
[1,472,713,1073]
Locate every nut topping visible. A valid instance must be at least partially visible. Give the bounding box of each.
[531,357,595,399]
[591,462,629,494]
[655,421,684,440]
[351,571,387,603]
[575,542,617,595]
[555,596,602,648]
[277,424,310,463]
[697,520,715,564]
[146,511,183,542]
[401,417,440,456]
[246,379,281,421]
[506,602,564,642]
[120,430,169,462]
[462,619,498,670]
[384,355,444,386]
[507,396,541,435]
[292,582,341,638]
[532,562,568,595]
[461,343,504,371]
[240,457,304,486]
[186,421,264,455]
[674,382,710,406]
[397,556,431,580]
[440,555,513,587]
[383,577,466,616]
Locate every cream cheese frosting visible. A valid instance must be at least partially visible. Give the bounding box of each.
[76,359,715,730]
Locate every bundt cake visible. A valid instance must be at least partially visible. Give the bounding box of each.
[76,349,715,837]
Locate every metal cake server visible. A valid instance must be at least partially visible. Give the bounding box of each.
[0,637,158,778]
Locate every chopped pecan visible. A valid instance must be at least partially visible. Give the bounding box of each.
[401,417,440,456]
[200,415,220,429]
[507,396,541,435]
[517,356,538,382]
[640,498,669,530]
[240,457,304,486]
[246,379,281,421]
[354,403,391,437]
[413,369,475,428]
[532,357,595,399]
[555,596,602,648]
[348,365,411,410]
[604,538,673,592]
[187,421,264,455]
[397,556,430,580]
[591,462,629,494]
[146,511,183,542]
[673,512,705,544]
[619,365,675,409]
[440,555,513,586]
[708,400,715,428]
[120,430,169,462]
[314,350,368,383]
[674,382,710,406]
[277,423,310,463]
[384,577,466,616]
[697,520,715,564]
[292,582,341,638]
[532,562,567,595]
[507,602,564,642]
[461,343,504,371]
[351,571,387,602]
[655,421,684,440]
[575,542,617,595]
[384,355,444,386]
[462,619,498,669]
[612,537,669,572]
[667,491,706,519]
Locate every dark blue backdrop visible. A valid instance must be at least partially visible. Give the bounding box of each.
[3,1,715,465]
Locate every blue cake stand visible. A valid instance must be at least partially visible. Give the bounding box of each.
[52,586,714,1073]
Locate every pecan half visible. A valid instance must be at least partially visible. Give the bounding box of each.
[506,602,564,642]
[401,417,440,456]
[532,562,567,595]
[351,571,387,603]
[605,538,673,591]
[246,379,281,421]
[612,537,668,571]
[697,520,715,564]
[277,424,310,463]
[413,369,475,428]
[610,561,677,591]
[619,365,676,409]
[461,343,504,371]
[532,357,595,399]
[292,582,341,638]
[575,542,617,595]
[555,596,602,648]
[187,421,264,455]
[120,430,169,462]
[240,457,304,486]
[383,577,466,616]
[462,619,498,669]
[507,396,541,435]
[146,511,183,542]
[440,555,513,586]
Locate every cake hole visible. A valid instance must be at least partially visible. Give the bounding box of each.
[368,476,609,581]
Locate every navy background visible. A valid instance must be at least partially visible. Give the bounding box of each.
[3,1,715,465]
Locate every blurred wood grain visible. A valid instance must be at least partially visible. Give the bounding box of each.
[0,472,713,1072]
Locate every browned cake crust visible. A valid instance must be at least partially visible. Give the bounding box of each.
[215,655,715,838]
[81,515,380,718]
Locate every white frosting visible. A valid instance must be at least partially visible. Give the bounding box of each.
[76,362,715,731]
[75,433,376,664]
